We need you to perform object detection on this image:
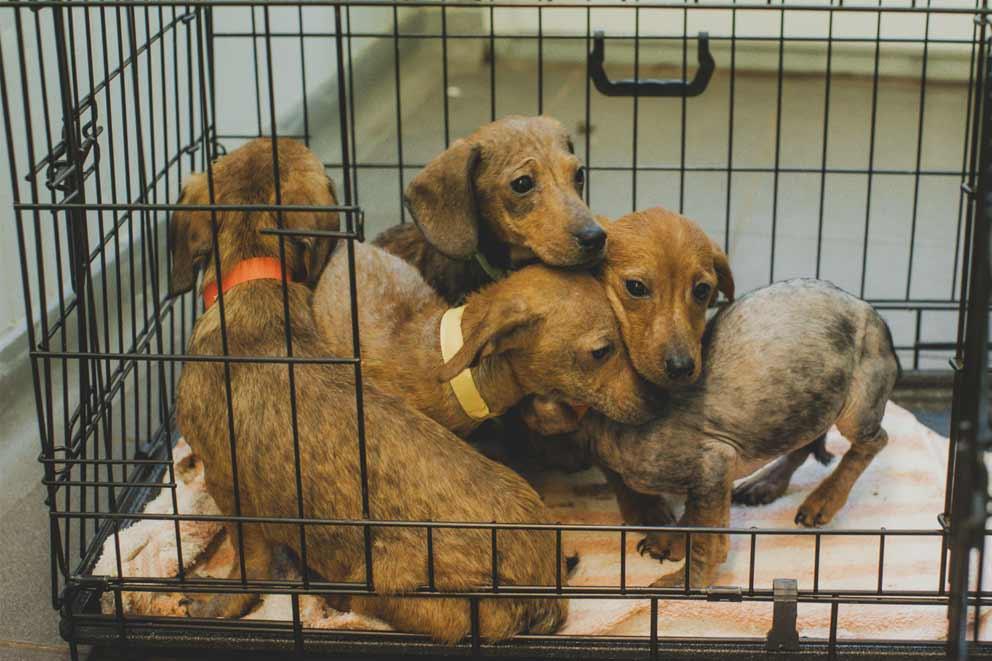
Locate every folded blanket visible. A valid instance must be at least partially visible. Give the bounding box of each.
[92,402,988,641]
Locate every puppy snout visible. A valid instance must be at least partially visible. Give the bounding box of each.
[664,354,695,380]
[574,224,606,252]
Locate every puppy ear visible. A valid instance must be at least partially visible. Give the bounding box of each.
[404,139,481,260]
[302,177,341,285]
[437,302,540,382]
[169,173,211,297]
[284,173,341,286]
[710,239,735,302]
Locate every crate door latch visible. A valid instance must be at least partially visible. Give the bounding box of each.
[766,577,800,652]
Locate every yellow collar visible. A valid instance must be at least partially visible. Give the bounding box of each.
[439,306,492,420]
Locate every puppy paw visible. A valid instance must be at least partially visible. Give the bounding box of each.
[637,531,686,563]
[182,592,258,619]
[732,474,789,507]
[795,488,845,528]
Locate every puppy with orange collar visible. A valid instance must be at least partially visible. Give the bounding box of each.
[171,137,569,641]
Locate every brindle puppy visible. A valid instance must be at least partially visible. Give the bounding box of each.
[171,138,567,642]
[374,115,602,305]
[581,279,900,588]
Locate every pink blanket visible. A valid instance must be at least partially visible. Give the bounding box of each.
[93,403,988,642]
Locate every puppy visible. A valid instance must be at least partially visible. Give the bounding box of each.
[171,138,567,642]
[312,241,656,438]
[582,279,900,588]
[598,207,734,388]
[595,208,828,509]
[374,115,603,305]
[517,207,734,485]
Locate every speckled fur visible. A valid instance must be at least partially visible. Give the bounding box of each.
[582,279,900,588]
[171,138,567,642]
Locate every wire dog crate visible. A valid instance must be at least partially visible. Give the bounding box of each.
[2,0,992,658]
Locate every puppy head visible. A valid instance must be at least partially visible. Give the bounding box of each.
[439,265,657,426]
[601,207,734,387]
[404,115,603,268]
[168,138,339,298]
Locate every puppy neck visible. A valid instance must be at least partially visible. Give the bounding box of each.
[202,257,294,309]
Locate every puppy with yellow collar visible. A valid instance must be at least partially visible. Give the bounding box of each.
[313,240,656,438]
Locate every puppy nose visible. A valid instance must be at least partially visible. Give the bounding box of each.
[574,225,606,251]
[665,355,695,380]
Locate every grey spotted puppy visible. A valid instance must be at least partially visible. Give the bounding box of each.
[583,278,900,588]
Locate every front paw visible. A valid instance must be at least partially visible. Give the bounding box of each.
[637,531,686,562]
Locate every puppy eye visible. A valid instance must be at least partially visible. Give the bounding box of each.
[591,344,612,361]
[693,282,713,302]
[625,279,649,298]
[574,167,585,193]
[510,175,534,194]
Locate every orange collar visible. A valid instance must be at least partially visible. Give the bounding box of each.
[202,257,293,310]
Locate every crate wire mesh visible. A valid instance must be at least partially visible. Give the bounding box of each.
[1,0,992,658]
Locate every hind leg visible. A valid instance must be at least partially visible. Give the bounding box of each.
[796,426,887,527]
[734,435,831,506]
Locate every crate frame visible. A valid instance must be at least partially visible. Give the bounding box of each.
[2,1,992,659]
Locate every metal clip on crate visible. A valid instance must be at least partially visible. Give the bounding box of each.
[588,30,715,98]
[766,578,800,652]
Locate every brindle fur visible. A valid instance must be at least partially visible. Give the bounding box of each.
[171,138,567,642]
[582,279,900,588]
[374,115,602,305]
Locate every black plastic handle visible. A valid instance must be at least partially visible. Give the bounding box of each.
[588,30,715,98]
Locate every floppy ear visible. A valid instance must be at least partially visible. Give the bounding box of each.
[300,176,341,286]
[169,173,211,297]
[404,139,481,260]
[710,239,735,302]
[437,302,540,382]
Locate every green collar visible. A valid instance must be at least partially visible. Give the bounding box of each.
[473,251,509,282]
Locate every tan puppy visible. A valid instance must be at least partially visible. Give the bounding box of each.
[313,241,657,438]
[374,115,602,304]
[600,207,734,388]
[171,138,567,642]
